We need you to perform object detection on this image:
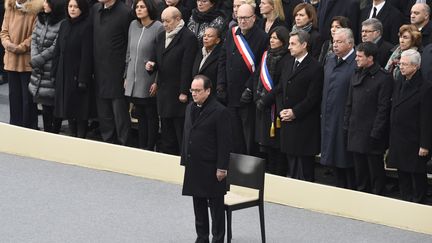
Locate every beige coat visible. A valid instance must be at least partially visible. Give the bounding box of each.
[0,0,42,72]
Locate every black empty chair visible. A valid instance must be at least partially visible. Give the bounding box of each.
[224,153,266,243]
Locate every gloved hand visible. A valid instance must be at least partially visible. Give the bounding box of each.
[240,88,253,104]
[256,99,265,111]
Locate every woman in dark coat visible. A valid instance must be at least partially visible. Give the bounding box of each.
[291,2,322,59]
[387,49,432,204]
[29,0,65,133]
[52,0,93,138]
[254,26,289,175]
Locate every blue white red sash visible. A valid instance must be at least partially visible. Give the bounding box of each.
[232,26,255,73]
[259,51,273,92]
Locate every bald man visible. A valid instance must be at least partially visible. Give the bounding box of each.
[218,4,267,155]
[154,6,198,155]
[411,3,432,46]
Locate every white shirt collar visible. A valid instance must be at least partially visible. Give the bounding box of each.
[342,48,355,60]
[369,1,386,19]
[295,52,308,64]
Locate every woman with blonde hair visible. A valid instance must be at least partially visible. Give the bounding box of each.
[385,24,422,82]
[259,0,288,33]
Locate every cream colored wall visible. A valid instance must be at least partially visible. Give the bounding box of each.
[1,123,431,235]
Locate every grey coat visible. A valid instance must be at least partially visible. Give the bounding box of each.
[28,15,63,105]
[124,20,163,99]
[320,51,356,168]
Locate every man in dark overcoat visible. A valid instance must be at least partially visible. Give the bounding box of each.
[155,6,198,155]
[410,3,432,46]
[320,28,357,189]
[92,0,133,145]
[387,49,432,203]
[344,42,393,195]
[218,3,267,154]
[259,30,323,182]
[359,0,403,45]
[181,75,232,243]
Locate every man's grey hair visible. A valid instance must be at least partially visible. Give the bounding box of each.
[334,28,355,45]
[362,18,383,36]
[289,29,310,45]
[417,3,431,16]
[401,49,421,66]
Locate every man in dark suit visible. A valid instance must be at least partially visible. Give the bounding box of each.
[181,75,232,243]
[344,42,393,195]
[359,0,403,45]
[411,3,432,46]
[92,0,134,145]
[155,6,198,155]
[360,18,394,67]
[192,27,221,95]
[318,0,360,42]
[218,3,267,154]
[387,49,432,203]
[259,29,323,181]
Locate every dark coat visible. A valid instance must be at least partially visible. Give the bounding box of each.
[255,51,288,148]
[192,43,221,94]
[181,96,232,197]
[344,63,393,154]
[421,43,432,81]
[259,17,289,34]
[218,25,268,107]
[360,2,404,45]
[318,0,360,42]
[421,20,432,47]
[92,1,133,98]
[376,37,394,68]
[155,26,198,118]
[308,28,323,60]
[263,54,323,155]
[387,71,432,173]
[320,51,356,168]
[52,15,94,120]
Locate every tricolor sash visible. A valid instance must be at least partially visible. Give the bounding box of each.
[259,51,273,92]
[232,26,255,73]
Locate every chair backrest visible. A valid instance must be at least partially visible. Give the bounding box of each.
[227,153,266,191]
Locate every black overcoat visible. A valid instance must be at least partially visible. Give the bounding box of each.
[181,97,232,197]
[387,72,432,173]
[359,2,403,45]
[155,26,198,118]
[344,63,393,154]
[52,15,94,120]
[218,24,268,107]
[92,1,133,98]
[376,38,394,68]
[192,43,221,94]
[263,54,323,156]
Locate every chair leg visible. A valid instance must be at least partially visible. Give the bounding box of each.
[226,209,232,243]
[259,203,265,243]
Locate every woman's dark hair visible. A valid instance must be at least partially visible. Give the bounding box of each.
[67,0,89,18]
[133,0,159,21]
[44,0,66,24]
[268,26,290,47]
[330,16,351,29]
[292,3,317,28]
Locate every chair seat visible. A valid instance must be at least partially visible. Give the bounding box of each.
[224,191,259,206]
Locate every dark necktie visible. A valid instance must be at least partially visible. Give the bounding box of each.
[372,7,377,18]
[336,57,343,65]
[293,60,300,72]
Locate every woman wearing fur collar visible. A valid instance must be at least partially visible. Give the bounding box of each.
[0,0,43,128]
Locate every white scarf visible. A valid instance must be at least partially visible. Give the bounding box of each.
[165,19,185,48]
